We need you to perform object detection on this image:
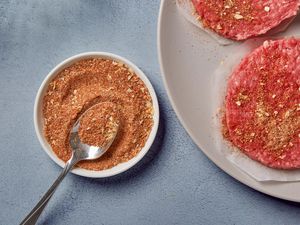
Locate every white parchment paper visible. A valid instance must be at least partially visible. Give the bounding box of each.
[211,38,300,182]
[176,0,233,45]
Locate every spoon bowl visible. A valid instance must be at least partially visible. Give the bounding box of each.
[69,112,118,161]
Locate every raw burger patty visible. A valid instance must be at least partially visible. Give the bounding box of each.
[191,0,300,40]
[225,38,300,169]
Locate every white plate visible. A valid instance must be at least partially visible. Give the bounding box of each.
[158,0,300,201]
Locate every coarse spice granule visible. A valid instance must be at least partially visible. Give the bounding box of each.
[43,58,154,171]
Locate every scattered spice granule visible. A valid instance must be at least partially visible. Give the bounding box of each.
[78,102,119,148]
[43,58,154,171]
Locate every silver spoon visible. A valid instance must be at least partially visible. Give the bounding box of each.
[20,112,119,225]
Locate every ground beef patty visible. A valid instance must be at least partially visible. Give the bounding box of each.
[191,0,300,40]
[224,38,300,169]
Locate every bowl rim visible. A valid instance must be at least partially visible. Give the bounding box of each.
[33,52,159,178]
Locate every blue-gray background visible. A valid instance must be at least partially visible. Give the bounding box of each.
[1,0,300,224]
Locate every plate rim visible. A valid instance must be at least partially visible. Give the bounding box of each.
[157,0,299,202]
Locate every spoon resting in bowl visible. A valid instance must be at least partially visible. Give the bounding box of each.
[20,104,119,225]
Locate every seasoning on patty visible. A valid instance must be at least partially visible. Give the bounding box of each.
[191,0,300,40]
[223,38,300,169]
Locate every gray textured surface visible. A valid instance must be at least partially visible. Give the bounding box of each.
[1,0,300,225]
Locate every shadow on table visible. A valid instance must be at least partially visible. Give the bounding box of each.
[219,168,300,208]
[39,101,166,225]
[257,186,300,207]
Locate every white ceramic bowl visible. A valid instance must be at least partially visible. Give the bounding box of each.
[34,52,159,178]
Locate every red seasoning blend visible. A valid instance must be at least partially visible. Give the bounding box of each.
[78,102,119,148]
[43,58,154,170]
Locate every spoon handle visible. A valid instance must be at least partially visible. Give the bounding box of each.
[20,155,79,225]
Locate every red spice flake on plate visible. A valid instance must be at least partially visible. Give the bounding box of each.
[224,38,300,169]
[43,58,154,171]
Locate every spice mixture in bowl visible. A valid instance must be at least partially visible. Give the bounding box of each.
[34,52,159,178]
[78,102,120,148]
